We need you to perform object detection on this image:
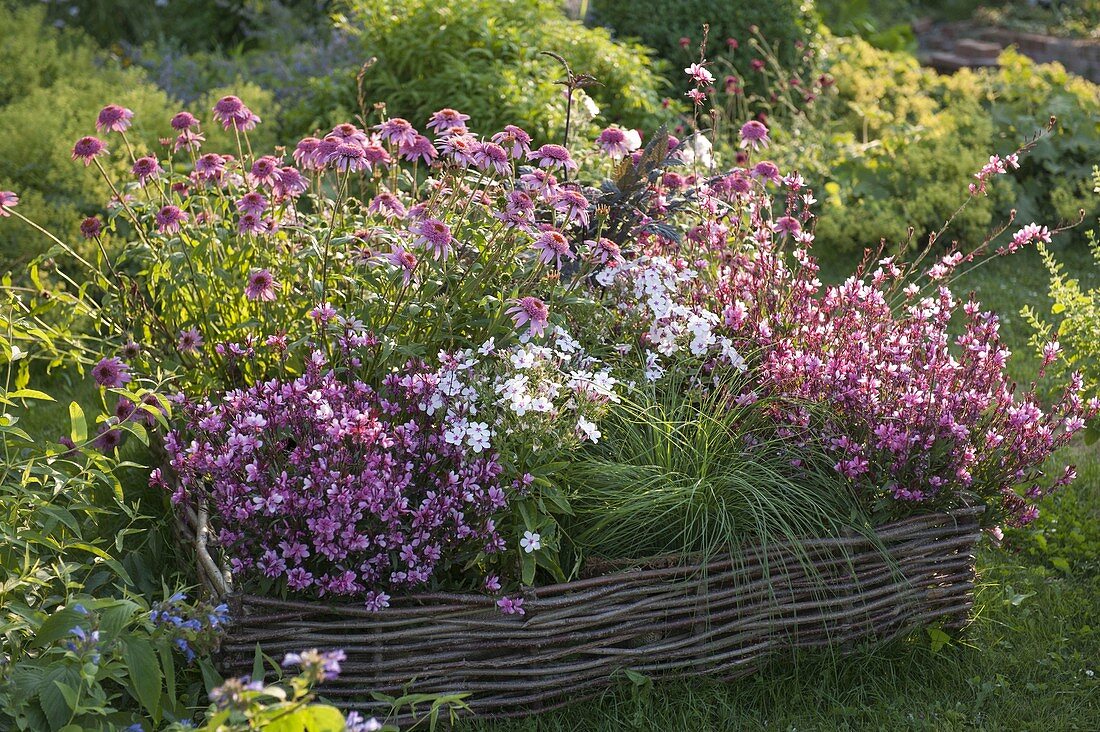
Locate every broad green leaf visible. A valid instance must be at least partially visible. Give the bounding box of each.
[69,401,87,444]
[123,637,163,718]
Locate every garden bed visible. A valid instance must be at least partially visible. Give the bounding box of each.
[202,506,983,721]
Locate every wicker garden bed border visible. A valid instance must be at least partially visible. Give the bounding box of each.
[181,505,985,721]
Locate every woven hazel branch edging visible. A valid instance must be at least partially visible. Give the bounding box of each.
[186,506,984,721]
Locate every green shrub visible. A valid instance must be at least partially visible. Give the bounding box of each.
[773,37,1100,255]
[0,6,276,272]
[588,0,819,98]
[339,0,673,140]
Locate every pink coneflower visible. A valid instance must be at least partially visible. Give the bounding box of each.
[472,142,510,175]
[72,136,108,166]
[374,118,417,147]
[772,216,802,237]
[155,205,188,234]
[491,125,532,159]
[170,111,199,131]
[739,120,770,150]
[177,328,203,352]
[507,296,549,338]
[120,341,142,360]
[250,156,280,186]
[93,426,123,453]
[595,125,641,159]
[329,142,368,172]
[212,96,259,131]
[751,59,765,72]
[411,218,453,261]
[0,191,17,216]
[80,216,102,238]
[329,123,368,144]
[684,63,715,86]
[368,192,407,220]
[590,237,622,265]
[293,137,323,169]
[551,189,590,227]
[531,229,575,268]
[527,144,577,171]
[274,167,307,199]
[727,37,739,49]
[439,133,478,167]
[519,169,558,199]
[398,134,437,165]
[751,160,781,183]
[236,191,268,216]
[362,141,392,169]
[194,153,226,182]
[131,156,163,185]
[173,129,205,153]
[238,212,267,235]
[92,356,132,388]
[388,245,418,283]
[96,104,134,133]
[426,108,471,134]
[245,269,278,301]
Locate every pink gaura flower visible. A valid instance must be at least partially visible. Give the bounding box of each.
[507,296,550,338]
[684,63,715,86]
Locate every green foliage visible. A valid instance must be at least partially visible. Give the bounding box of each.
[0,324,212,730]
[338,0,673,141]
[1024,168,1100,396]
[565,370,862,562]
[39,0,333,53]
[778,36,1100,254]
[588,0,819,98]
[0,6,277,273]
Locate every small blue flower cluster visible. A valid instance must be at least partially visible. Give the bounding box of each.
[150,592,230,663]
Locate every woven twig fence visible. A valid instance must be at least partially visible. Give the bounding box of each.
[183,505,984,721]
